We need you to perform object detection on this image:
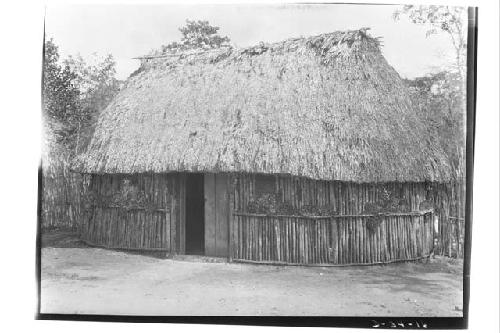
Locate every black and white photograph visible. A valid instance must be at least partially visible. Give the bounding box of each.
[0,0,489,329]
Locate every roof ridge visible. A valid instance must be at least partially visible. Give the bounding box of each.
[135,28,379,60]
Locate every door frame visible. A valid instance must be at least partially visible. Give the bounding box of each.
[179,172,233,258]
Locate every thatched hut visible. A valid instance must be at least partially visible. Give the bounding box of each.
[74,29,452,265]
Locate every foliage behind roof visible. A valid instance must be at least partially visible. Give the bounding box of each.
[74,29,452,182]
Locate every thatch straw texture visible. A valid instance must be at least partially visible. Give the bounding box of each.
[74,29,452,182]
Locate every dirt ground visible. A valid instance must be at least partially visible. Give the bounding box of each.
[40,230,463,316]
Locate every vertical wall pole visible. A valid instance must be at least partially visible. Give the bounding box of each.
[179,173,186,255]
[228,174,234,262]
[170,179,177,255]
[204,173,216,256]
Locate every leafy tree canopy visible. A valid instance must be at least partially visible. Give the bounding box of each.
[64,54,121,120]
[43,38,121,159]
[160,20,230,53]
[43,39,81,149]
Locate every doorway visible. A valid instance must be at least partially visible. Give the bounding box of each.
[185,173,205,254]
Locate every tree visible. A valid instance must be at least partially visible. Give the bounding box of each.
[160,20,230,53]
[43,39,81,151]
[64,54,122,153]
[43,39,121,157]
[393,5,467,79]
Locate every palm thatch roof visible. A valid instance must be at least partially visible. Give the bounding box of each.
[74,29,452,182]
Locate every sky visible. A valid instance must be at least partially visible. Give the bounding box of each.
[45,3,463,80]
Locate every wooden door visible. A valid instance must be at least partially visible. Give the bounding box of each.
[204,173,229,257]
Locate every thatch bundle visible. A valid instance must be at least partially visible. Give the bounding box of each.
[74,29,452,182]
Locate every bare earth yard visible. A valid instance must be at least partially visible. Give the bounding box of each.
[40,231,463,316]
